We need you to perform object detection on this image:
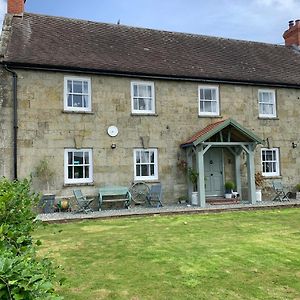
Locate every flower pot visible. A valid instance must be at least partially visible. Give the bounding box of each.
[256,189,262,202]
[191,192,198,205]
[224,193,232,199]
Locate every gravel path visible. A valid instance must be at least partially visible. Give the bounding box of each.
[36,200,300,222]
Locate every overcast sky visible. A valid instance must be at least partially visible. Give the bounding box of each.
[1,0,300,44]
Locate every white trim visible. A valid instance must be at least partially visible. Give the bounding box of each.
[64,76,92,112]
[258,89,276,118]
[64,148,93,184]
[261,148,280,177]
[133,148,158,180]
[131,81,155,114]
[198,85,220,116]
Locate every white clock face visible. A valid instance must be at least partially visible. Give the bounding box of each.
[107,126,118,137]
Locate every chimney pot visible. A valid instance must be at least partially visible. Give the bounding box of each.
[7,0,25,15]
[284,19,300,46]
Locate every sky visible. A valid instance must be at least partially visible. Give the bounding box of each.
[0,0,300,44]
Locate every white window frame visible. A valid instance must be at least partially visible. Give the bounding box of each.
[261,148,280,177]
[64,148,93,184]
[64,76,92,112]
[133,148,158,181]
[198,85,220,116]
[258,89,276,118]
[131,81,155,114]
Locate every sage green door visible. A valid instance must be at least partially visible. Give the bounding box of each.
[204,148,224,196]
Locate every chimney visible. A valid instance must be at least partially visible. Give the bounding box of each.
[283,19,300,46]
[7,0,25,15]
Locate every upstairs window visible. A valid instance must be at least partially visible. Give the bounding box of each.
[134,149,158,180]
[131,81,155,114]
[64,76,91,112]
[258,89,276,118]
[64,149,93,184]
[261,148,280,176]
[198,86,220,116]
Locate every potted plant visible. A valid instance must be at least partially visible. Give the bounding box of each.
[34,158,56,213]
[255,172,265,201]
[295,184,300,200]
[188,167,199,205]
[224,181,235,199]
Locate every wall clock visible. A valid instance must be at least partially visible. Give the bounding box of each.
[107,125,119,137]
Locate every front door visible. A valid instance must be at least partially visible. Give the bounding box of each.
[204,148,224,196]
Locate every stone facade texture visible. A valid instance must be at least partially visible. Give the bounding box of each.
[1,69,300,202]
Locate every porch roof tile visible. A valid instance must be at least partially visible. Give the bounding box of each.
[181,119,227,147]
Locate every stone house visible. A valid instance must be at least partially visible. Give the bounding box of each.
[1,0,300,206]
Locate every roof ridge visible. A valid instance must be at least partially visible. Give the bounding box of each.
[22,12,283,48]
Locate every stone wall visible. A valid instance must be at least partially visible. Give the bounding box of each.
[2,69,300,202]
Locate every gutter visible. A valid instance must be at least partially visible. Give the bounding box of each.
[4,65,18,180]
[4,62,300,89]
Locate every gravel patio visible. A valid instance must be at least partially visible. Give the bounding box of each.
[37,199,300,223]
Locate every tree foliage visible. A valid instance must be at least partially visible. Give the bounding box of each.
[0,178,63,299]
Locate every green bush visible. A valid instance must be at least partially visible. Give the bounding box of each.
[0,178,63,299]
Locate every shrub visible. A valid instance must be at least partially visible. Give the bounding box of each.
[0,178,63,299]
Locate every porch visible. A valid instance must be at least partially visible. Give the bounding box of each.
[180,118,264,207]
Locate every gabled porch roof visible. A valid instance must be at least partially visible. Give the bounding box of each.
[180,118,264,148]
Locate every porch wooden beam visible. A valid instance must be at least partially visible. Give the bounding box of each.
[247,146,256,204]
[196,145,206,208]
[235,154,242,200]
[186,148,193,203]
[203,142,255,147]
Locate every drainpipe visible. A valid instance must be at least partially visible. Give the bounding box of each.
[4,65,18,180]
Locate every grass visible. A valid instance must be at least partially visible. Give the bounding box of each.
[34,209,300,300]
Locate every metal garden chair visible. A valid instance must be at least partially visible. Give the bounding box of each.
[73,189,94,213]
[272,181,290,201]
[146,184,163,208]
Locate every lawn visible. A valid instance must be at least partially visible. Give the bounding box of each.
[34,209,300,300]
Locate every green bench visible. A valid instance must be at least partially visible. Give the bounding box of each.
[98,186,132,210]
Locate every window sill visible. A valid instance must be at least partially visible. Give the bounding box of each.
[258,117,278,120]
[62,110,94,115]
[262,175,282,179]
[133,179,160,183]
[131,113,158,117]
[64,182,94,187]
[198,115,222,118]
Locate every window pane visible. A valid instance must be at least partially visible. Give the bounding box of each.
[133,85,138,97]
[83,95,88,108]
[211,101,217,113]
[211,89,216,100]
[139,98,146,110]
[74,152,83,164]
[145,99,152,111]
[200,89,204,99]
[150,164,154,176]
[84,152,89,164]
[200,101,204,112]
[141,165,148,176]
[139,85,148,97]
[73,95,82,107]
[133,98,138,110]
[150,151,155,163]
[68,166,73,179]
[204,101,212,112]
[68,95,72,107]
[136,151,141,163]
[147,85,152,97]
[84,166,89,178]
[83,81,89,94]
[141,151,149,163]
[136,165,140,176]
[204,89,212,100]
[73,81,83,93]
[68,152,73,164]
[74,166,83,178]
[67,81,72,93]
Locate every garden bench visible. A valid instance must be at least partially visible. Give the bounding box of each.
[98,186,132,210]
